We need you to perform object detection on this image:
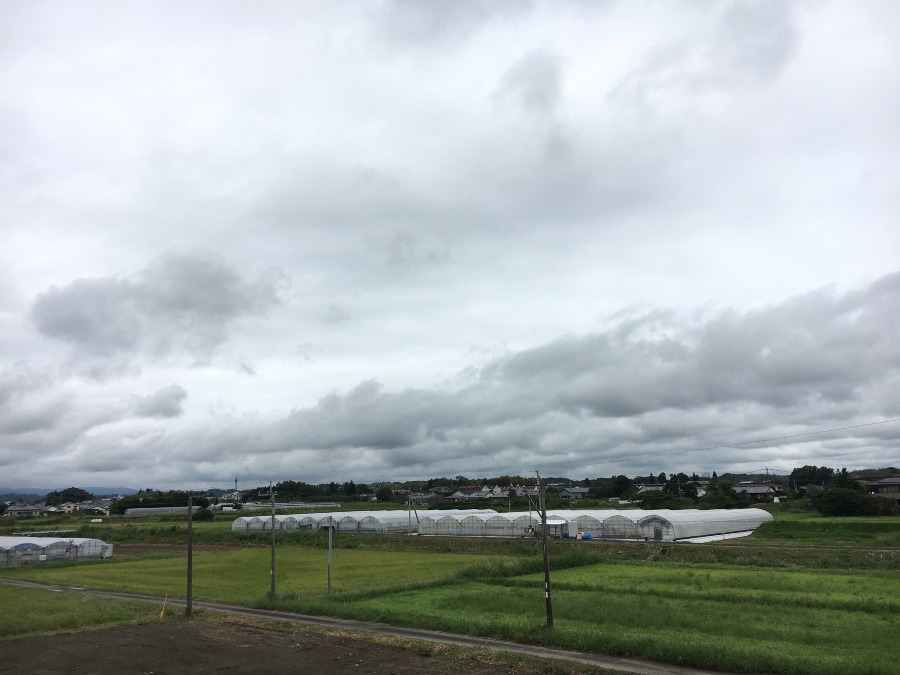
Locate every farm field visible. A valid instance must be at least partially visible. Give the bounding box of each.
[1,511,898,674]
[0,586,588,675]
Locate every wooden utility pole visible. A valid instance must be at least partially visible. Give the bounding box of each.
[258,482,277,596]
[186,495,193,617]
[536,471,553,628]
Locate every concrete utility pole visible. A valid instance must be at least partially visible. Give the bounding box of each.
[536,471,553,629]
[258,482,277,596]
[327,516,333,594]
[186,495,193,617]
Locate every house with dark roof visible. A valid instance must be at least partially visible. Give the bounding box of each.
[734,483,779,500]
[870,476,900,504]
[3,504,45,517]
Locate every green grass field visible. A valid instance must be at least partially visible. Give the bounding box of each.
[0,584,161,639]
[1,511,898,674]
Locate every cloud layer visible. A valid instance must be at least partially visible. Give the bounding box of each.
[0,1,898,488]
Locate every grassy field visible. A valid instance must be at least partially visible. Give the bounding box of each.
[1,510,898,674]
[751,514,900,546]
[0,584,161,638]
[0,547,500,603]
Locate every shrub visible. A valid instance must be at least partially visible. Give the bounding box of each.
[814,489,897,517]
[191,507,215,521]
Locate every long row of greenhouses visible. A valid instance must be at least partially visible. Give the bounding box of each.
[231,508,771,541]
[230,509,497,534]
[0,536,113,567]
[417,508,773,541]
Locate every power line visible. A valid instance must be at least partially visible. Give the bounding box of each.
[623,416,900,462]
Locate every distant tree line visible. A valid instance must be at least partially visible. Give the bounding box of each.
[92,464,897,517]
[44,487,95,505]
[111,489,209,514]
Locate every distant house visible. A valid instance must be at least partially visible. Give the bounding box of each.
[515,485,541,497]
[3,504,45,517]
[559,487,590,499]
[446,486,486,501]
[446,486,511,501]
[870,476,900,505]
[634,484,664,494]
[734,483,778,500]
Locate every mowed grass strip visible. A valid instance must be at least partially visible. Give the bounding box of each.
[0,584,161,639]
[0,548,500,603]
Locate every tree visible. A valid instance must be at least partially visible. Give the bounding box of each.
[638,490,689,509]
[377,486,393,502]
[699,480,749,509]
[610,475,633,498]
[828,468,863,491]
[342,480,357,496]
[45,487,94,505]
[790,465,835,488]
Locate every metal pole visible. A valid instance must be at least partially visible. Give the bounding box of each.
[536,471,553,629]
[186,495,193,617]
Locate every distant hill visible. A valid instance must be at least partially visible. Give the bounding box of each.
[0,487,138,501]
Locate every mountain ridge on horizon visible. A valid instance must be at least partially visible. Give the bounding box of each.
[0,487,138,498]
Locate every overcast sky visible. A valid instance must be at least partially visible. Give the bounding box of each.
[2,1,899,490]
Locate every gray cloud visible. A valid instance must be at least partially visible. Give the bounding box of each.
[375,0,532,48]
[216,272,900,481]
[30,253,283,368]
[1,2,897,488]
[132,384,188,418]
[496,49,565,114]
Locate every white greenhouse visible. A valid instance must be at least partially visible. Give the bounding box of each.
[231,507,772,541]
[418,508,772,542]
[230,509,497,534]
[0,536,113,567]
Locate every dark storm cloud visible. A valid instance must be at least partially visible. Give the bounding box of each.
[132,384,187,418]
[30,253,283,367]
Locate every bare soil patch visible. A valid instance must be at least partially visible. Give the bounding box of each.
[0,616,593,674]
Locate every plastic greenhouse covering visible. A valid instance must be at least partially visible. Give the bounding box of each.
[231,508,772,541]
[419,508,772,541]
[231,509,497,534]
[0,536,113,567]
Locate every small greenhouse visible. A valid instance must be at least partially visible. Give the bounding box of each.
[0,536,113,567]
[634,509,774,541]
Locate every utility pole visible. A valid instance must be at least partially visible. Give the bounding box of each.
[536,471,553,629]
[186,495,193,617]
[258,482,277,596]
